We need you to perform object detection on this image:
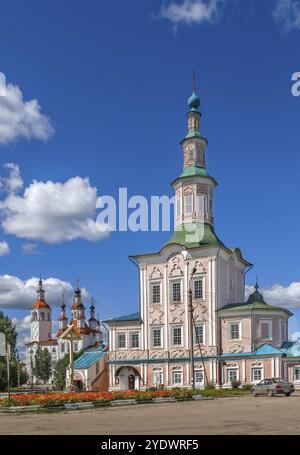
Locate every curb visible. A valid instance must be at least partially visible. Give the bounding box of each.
[0,395,211,412]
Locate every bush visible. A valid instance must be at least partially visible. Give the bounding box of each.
[241,384,253,391]
[231,380,241,389]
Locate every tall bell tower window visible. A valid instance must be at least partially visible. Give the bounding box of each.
[184,195,193,214]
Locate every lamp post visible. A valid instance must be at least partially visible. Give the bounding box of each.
[29,348,34,393]
[189,267,197,389]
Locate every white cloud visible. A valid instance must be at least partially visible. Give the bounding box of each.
[0,82,54,145]
[0,275,90,310]
[12,315,32,351]
[273,0,300,31]
[290,331,300,341]
[0,168,109,243]
[246,282,300,309]
[21,243,42,255]
[160,0,222,26]
[0,163,23,193]
[0,240,10,256]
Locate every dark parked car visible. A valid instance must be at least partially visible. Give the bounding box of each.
[251,378,295,397]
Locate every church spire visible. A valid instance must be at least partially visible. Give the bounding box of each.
[37,276,45,301]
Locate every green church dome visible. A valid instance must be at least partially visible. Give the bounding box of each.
[188,90,200,111]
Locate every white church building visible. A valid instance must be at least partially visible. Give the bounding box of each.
[25,279,103,384]
[104,86,300,390]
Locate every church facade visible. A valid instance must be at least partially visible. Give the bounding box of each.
[105,87,300,390]
[25,279,103,387]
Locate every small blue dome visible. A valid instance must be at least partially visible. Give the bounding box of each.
[188,91,200,110]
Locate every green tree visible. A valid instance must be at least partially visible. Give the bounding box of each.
[0,311,19,391]
[33,346,52,383]
[53,350,82,391]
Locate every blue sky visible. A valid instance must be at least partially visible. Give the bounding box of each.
[0,0,300,345]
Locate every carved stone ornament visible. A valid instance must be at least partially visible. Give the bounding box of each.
[169,255,184,277]
[149,266,163,280]
[193,260,206,274]
[226,362,238,368]
[196,184,208,195]
[169,304,185,323]
[170,348,187,358]
[192,303,208,322]
[184,186,193,196]
[115,350,147,361]
[149,305,164,325]
[149,351,167,359]
[228,344,244,354]
[251,361,263,367]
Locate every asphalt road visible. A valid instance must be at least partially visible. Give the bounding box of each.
[1,396,300,435]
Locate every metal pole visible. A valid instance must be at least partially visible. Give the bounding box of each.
[6,343,10,402]
[69,334,74,391]
[189,288,195,389]
[30,349,33,393]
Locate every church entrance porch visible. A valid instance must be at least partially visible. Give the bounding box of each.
[115,366,141,390]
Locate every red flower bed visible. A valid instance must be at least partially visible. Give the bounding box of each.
[0,388,195,408]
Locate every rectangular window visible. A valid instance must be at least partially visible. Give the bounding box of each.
[294,367,300,381]
[153,370,163,386]
[152,328,162,348]
[228,322,241,340]
[172,371,183,385]
[130,332,139,349]
[176,198,181,217]
[227,369,238,383]
[252,368,262,382]
[96,361,99,375]
[117,333,126,349]
[151,283,161,304]
[260,320,272,340]
[74,342,78,352]
[172,281,181,302]
[194,279,203,299]
[172,326,182,346]
[195,370,204,385]
[61,342,65,354]
[194,324,204,345]
[184,195,193,214]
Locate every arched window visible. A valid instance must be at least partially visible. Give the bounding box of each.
[32,311,37,321]
[40,312,45,321]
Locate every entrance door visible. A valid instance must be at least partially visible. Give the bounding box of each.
[128,374,135,390]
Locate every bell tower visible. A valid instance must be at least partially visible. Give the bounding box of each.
[30,278,52,342]
[172,74,217,232]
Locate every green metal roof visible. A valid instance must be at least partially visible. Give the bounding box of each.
[179,166,209,178]
[164,223,222,249]
[219,284,293,317]
[73,345,105,369]
[103,312,141,323]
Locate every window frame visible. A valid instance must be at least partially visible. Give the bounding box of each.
[294,366,300,382]
[194,323,205,345]
[172,325,183,347]
[117,332,127,349]
[227,321,242,342]
[259,319,273,341]
[171,280,182,303]
[151,326,163,348]
[129,331,140,349]
[152,369,164,386]
[151,281,162,305]
[251,367,263,383]
[193,277,204,300]
[172,369,183,386]
[226,368,239,384]
[184,194,193,215]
